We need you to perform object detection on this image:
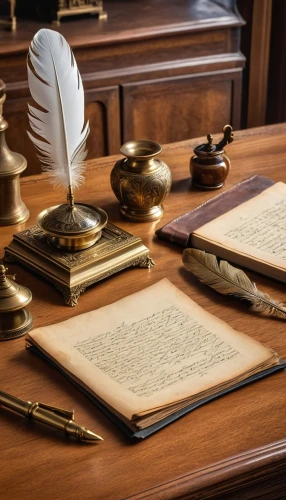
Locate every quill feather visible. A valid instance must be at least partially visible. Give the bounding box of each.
[27,28,89,189]
[183,248,286,319]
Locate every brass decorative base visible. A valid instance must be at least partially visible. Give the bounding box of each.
[4,223,155,307]
[120,204,164,222]
[0,201,29,226]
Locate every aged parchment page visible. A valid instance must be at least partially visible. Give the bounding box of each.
[192,183,286,275]
[28,279,277,421]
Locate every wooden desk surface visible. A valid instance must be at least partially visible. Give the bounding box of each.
[0,124,285,500]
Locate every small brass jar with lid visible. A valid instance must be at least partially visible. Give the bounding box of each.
[190,125,234,190]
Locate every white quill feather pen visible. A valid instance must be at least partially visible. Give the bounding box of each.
[27,28,89,193]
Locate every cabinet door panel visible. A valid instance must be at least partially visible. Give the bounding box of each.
[122,71,242,145]
[85,86,121,159]
[4,85,120,176]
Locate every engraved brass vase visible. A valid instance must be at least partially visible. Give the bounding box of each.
[110,140,172,222]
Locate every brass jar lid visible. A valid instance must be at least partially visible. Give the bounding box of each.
[194,125,234,157]
[37,203,108,252]
[0,265,32,312]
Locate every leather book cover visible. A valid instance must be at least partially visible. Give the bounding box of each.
[156,175,275,247]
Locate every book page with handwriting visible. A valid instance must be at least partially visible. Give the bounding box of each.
[192,182,286,270]
[28,279,277,421]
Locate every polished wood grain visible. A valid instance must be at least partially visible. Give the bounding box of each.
[0,124,285,500]
[0,0,245,175]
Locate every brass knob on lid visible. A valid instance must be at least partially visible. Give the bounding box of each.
[0,265,33,340]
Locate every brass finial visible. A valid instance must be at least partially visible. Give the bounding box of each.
[206,134,214,152]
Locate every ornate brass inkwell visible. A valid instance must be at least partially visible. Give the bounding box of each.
[5,29,154,306]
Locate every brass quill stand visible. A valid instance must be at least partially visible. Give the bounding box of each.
[4,29,154,306]
[5,221,154,306]
[5,181,154,306]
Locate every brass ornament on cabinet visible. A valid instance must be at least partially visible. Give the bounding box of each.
[111,140,172,222]
[0,80,29,226]
[16,0,107,26]
[0,264,33,340]
[190,125,234,190]
[51,0,108,25]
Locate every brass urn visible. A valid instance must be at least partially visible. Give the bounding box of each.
[110,140,172,222]
[190,125,234,190]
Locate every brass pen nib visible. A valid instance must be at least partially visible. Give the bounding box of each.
[66,420,103,443]
[81,427,104,442]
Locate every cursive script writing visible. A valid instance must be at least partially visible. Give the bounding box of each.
[73,306,240,397]
[225,199,286,259]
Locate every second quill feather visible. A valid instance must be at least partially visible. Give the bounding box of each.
[183,249,286,319]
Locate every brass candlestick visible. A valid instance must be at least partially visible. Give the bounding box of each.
[0,80,29,225]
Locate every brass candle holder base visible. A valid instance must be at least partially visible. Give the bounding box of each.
[0,309,33,340]
[4,223,155,307]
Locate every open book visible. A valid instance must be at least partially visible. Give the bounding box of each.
[26,279,284,439]
[190,182,286,283]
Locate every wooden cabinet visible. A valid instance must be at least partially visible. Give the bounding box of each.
[0,0,245,175]
[122,71,242,145]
